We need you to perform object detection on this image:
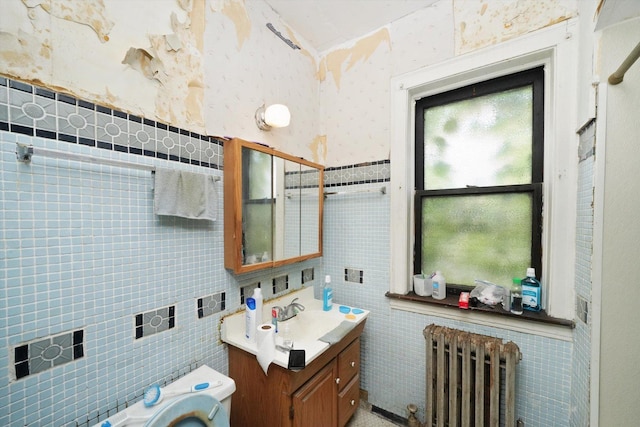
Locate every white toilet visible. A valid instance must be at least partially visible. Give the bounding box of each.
[96,365,235,427]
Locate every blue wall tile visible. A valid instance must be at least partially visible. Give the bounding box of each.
[0,77,590,426]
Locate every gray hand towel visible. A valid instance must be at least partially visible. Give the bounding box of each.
[153,168,218,220]
[318,321,356,345]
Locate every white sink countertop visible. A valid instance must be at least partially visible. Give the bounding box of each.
[220,286,369,369]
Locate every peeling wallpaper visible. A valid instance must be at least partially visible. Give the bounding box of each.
[317,0,577,166]
[0,0,320,162]
[201,0,319,159]
[218,0,251,49]
[0,0,577,167]
[320,28,391,90]
[453,0,575,54]
[25,0,114,43]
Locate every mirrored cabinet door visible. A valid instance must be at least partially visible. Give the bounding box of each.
[300,163,321,257]
[281,159,301,260]
[241,146,273,266]
[224,138,323,274]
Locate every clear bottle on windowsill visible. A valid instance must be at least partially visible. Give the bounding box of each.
[510,278,523,315]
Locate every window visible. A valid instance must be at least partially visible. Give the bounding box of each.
[389,21,579,330]
[414,68,544,290]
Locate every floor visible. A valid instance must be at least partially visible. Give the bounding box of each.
[346,405,403,427]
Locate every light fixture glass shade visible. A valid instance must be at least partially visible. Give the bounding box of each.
[256,104,290,130]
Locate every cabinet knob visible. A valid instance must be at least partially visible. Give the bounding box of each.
[335,378,341,384]
[350,361,356,368]
[350,399,356,406]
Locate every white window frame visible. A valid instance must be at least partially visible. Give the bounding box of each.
[389,20,578,340]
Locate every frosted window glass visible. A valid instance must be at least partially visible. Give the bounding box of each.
[423,86,532,190]
[242,147,273,263]
[244,148,272,199]
[244,203,273,262]
[420,193,532,287]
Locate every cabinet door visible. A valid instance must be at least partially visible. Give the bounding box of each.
[292,360,337,427]
[338,374,360,427]
[338,337,360,389]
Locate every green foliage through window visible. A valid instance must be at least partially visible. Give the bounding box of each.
[414,67,544,289]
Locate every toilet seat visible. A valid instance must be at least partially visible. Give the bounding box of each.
[144,394,230,427]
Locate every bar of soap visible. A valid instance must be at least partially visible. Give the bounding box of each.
[339,306,351,314]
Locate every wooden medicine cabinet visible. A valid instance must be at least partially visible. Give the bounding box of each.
[224,138,324,274]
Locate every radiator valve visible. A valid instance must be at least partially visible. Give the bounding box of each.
[407,403,421,427]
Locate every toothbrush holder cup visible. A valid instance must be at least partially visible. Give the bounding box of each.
[413,275,433,297]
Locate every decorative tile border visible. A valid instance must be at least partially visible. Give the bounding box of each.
[135,306,175,339]
[240,283,261,305]
[301,267,314,284]
[576,295,588,324]
[272,274,289,294]
[0,76,224,169]
[13,329,84,380]
[344,268,364,284]
[285,168,322,189]
[197,292,226,319]
[577,118,595,162]
[324,160,390,188]
[1,76,392,189]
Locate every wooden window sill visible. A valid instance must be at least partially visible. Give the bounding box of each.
[386,291,574,329]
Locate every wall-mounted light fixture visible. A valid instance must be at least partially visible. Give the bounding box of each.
[255,104,291,131]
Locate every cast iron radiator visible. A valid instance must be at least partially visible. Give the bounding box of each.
[424,324,521,427]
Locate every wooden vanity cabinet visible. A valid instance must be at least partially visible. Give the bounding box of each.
[292,360,338,427]
[337,338,361,426]
[228,321,365,427]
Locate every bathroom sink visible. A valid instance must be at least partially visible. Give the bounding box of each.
[221,287,369,370]
[276,309,345,345]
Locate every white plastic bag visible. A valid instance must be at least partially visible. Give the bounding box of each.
[471,280,506,306]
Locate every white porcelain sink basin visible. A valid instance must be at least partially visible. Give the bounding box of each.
[277,309,344,345]
[221,287,369,369]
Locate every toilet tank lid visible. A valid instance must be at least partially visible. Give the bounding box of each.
[168,365,236,401]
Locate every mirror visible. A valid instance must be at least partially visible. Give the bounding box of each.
[224,138,323,273]
[299,163,320,256]
[241,146,273,264]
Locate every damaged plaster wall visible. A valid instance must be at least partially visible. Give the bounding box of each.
[1,0,320,146]
[453,0,575,54]
[203,0,319,160]
[317,0,577,167]
[0,0,208,132]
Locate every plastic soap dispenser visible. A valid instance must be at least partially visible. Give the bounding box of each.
[323,275,333,311]
[521,267,541,311]
[252,287,263,325]
[245,297,257,342]
[431,271,446,300]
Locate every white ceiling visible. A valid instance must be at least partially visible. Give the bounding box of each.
[263,0,439,53]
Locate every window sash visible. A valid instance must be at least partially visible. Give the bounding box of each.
[415,67,545,188]
[413,183,543,286]
[414,68,544,286]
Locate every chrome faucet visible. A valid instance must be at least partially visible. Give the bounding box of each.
[273,298,305,322]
